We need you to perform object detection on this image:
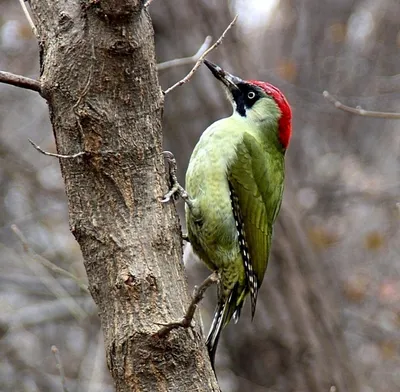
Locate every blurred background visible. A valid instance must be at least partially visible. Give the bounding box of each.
[1,0,399,391]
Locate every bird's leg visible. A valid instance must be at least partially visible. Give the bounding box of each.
[161,151,194,210]
[154,272,219,338]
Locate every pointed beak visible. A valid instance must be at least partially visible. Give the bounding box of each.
[204,60,242,93]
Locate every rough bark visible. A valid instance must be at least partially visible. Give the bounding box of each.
[29,1,218,391]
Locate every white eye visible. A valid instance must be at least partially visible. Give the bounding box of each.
[248,91,256,99]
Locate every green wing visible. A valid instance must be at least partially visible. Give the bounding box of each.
[228,132,284,316]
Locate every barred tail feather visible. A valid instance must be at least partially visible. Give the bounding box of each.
[229,182,259,319]
[206,301,225,370]
[206,284,242,369]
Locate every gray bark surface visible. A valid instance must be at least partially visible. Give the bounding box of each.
[29,1,219,391]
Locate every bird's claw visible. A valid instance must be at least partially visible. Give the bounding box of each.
[163,150,175,161]
[161,183,180,203]
[161,151,194,210]
[162,150,181,203]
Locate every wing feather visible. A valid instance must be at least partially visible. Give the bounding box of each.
[228,132,284,316]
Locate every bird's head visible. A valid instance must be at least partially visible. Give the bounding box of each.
[204,60,292,149]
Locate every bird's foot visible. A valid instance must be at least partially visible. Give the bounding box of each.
[161,151,193,208]
[154,272,219,338]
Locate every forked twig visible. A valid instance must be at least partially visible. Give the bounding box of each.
[163,15,238,95]
[29,139,86,159]
[158,36,212,71]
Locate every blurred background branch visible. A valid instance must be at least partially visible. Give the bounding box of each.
[1,0,399,391]
[157,35,212,71]
[163,15,238,94]
[324,90,400,118]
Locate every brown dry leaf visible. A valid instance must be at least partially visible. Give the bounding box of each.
[364,231,385,250]
[343,276,369,303]
[277,59,297,82]
[308,226,339,249]
[328,23,347,43]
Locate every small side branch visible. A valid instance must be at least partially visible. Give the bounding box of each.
[29,139,86,159]
[155,272,218,338]
[18,0,38,38]
[157,36,212,71]
[323,91,400,119]
[163,15,238,95]
[51,346,70,392]
[0,71,41,94]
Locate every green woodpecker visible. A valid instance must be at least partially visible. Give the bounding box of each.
[163,60,292,366]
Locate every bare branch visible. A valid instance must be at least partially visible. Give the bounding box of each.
[155,272,218,338]
[18,0,38,38]
[323,90,400,119]
[11,224,89,295]
[0,71,41,93]
[29,139,87,159]
[163,15,238,95]
[52,346,70,392]
[3,298,95,328]
[144,0,156,8]
[157,36,212,71]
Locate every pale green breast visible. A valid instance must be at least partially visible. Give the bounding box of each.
[185,117,244,269]
[185,113,285,288]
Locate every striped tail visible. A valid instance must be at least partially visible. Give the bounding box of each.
[206,284,243,369]
[206,301,225,369]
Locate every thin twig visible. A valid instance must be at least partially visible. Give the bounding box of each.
[52,346,70,392]
[323,91,400,119]
[163,15,238,95]
[155,272,218,338]
[157,36,212,71]
[0,71,41,93]
[5,298,95,328]
[29,139,86,159]
[18,0,38,38]
[11,224,89,295]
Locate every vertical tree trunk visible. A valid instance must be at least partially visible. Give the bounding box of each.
[29,1,218,391]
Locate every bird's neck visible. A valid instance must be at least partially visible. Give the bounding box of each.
[231,112,284,153]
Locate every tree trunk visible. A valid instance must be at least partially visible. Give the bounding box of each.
[29,1,218,391]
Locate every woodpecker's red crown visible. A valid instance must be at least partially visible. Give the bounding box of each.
[204,60,292,149]
[249,80,292,149]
